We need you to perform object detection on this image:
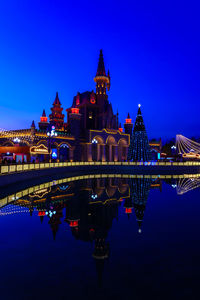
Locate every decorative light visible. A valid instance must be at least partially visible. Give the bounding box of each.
[171,184,177,188]
[125,208,132,214]
[38,211,46,216]
[92,138,98,144]
[47,126,57,137]
[13,137,21,143]
[91,194,98,200]
[71,108,79,114]
[69,220,79,227]
[52,151,57,158]
[40,117,48,122]
[176,135,200,156]
[138,104,141,108]
[60,143,69,148]
[45,210,56,218]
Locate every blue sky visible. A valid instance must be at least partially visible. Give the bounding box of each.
[0,0,200,139]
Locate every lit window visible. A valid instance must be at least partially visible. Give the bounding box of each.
[89,112,93,119]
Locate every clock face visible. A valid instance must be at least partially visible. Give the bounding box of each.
[90,98,96,104]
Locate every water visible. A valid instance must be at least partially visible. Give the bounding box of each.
[0,175,200,300]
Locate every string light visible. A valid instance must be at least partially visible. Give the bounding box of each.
[177,177,200,195]
[176,135,200,154]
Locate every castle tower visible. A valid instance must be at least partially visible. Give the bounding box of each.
[93,238,109,287]
[124,113,133,135]
[118,122,123,132]
[94,50,110,108]
[124,197,133,218]
[49,92,65,130]
[68,108,82,161]
[30,120,36,135]
[128,105,151,161]
[38,109,49,130]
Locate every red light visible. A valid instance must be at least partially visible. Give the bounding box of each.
[119,127,123,132]
[71,108,79,114]
[125,208,132,214]
[125,118,132,124]
[38,211,46,216]
[90,228,95,232]
[69,220,79,227]
[40,117,48,122]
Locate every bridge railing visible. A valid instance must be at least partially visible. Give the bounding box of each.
[1,161,200,175]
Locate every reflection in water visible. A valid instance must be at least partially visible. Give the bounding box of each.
[176,177,200,195]
[131,178,151,233]
[0,174,199,290]
[0,177,160,285]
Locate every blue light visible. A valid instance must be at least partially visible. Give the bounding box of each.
[51,148,57,159]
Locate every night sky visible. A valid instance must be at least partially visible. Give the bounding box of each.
[0,0,200,140]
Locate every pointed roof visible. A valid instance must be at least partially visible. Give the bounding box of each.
[127,112,131,119]
[133,105,146,132]
[31,120,35,128]
[42,109,46,117]
[137,104,142,115]
[53,92,61,106]
[96,49,106,76]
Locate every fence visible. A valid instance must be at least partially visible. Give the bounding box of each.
[1,161,200,175]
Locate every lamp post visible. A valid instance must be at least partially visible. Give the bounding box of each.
[47,125,57,162]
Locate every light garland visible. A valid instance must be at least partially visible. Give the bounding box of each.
[176,135,200,154]
[177,177,200,195]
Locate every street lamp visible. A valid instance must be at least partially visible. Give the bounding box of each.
[47,126,57,162]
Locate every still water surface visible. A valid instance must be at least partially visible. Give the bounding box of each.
[0,175,200,300]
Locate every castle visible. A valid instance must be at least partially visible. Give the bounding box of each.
[0,50,133,163]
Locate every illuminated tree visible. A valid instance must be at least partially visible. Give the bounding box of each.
[128,105,151,161]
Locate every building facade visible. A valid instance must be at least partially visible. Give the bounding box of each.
[0,50,130,163]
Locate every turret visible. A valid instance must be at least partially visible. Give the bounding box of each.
[94,50,110,106]
[124,197,133,219]
[49,92,65,130]
[118,122,123,132]
[38,109,49,130]
[68,108,82,161]
[124,113,133,135]
[31,120,36,135]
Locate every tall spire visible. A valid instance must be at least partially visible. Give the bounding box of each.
[31,120,35,128]
[94,50,110,96]
[96,49,106,76]
[54,92,61,105]
[49,92,64,130]
[42,109,46,117]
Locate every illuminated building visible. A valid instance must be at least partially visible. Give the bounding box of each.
[149,138,162,160]
[0,50,129,162]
